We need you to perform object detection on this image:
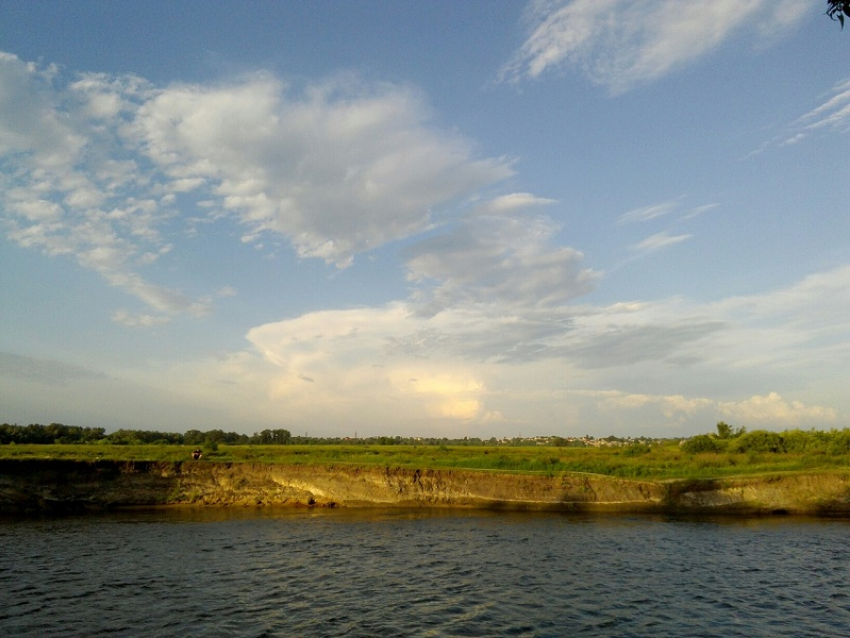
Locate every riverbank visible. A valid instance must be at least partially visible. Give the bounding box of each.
[2,459,850,515]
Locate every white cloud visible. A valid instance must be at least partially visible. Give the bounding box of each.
[632,231,691,252]
[0,53,207,321]
[130,74,513,267]
[111,310,171,328]
[501,0,809,92]
[404,192,599,315]
[596,391,713,420]
[0,52,513,322]
[786,78,850,143]
[750,79,850,154]
[618,198,682,224]
[78,262,843,436]
[244,304,491,428]
[719,392,838,425]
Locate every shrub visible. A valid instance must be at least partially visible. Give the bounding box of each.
[827,430,850,455]
[731,430,786,454]
[681,434,723,454]
[622,443,651,456]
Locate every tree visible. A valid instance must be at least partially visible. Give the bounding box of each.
[716,421,733,439]
[828,1,850,28]
[715,421,745,439]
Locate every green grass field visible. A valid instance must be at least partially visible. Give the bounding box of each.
[3,441,849,481]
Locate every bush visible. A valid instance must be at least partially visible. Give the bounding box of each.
[682,434,724,454]
[827,430,850,455]
[622,443,651,456]
[731,430,786,454]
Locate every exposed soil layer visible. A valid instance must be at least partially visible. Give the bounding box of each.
[2,460,850,515]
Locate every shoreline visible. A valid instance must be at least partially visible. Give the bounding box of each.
[2,459,850,516]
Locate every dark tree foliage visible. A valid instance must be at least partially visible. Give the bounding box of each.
[828,1,850,27]
[0,423,105,444]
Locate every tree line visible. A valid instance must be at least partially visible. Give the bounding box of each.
[0,423,292,447]
[0,423,660,448]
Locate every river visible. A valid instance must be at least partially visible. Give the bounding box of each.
[2,508,848,637]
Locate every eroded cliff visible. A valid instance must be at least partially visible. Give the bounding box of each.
[2,459,850,515]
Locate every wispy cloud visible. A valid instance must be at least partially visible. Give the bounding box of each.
[500,0,809,93]
[0,351,106,384]
[618,198,682,224]
[747,78,850,156]
[632,231,692,252]
[786,78,850,142]
[111,310,172,328]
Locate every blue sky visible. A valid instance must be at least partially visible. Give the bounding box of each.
[1,1,848,438]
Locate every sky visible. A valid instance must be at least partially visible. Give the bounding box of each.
[1,1,848,439]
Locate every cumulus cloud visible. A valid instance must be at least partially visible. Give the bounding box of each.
[109,261,845,435]
[245,304,491,426]
[0,52,513,322]
[0,53,209,320]
[575,388,837,430]
[235,250,847,432]
[594,391,713,420]
[500,0,809,92]
[404,192,598,315]
[129,74,512,266]
[719,392,838,425]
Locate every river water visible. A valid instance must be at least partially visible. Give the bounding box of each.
[1,508,848,637]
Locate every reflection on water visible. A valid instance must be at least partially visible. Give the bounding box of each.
[2,508,849,637]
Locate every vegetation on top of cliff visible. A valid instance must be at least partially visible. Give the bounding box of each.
[681,422,850,456]
[3,438,850,482]
[3,421,850,481]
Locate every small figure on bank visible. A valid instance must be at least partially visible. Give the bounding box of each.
[192,448,202,460]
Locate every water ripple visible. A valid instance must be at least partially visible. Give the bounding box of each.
[2,511,850,637]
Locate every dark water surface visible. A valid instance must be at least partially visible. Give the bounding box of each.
[2,508,849,637]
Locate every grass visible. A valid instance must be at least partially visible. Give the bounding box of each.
[2,442,850,481]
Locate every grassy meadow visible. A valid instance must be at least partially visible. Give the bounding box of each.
[2,440,850,481]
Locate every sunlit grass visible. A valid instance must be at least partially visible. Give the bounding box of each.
[2,442,849,481]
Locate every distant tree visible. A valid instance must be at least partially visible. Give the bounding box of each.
[828,1,850,27]
[184,430,205,445]
[715,421,746,439]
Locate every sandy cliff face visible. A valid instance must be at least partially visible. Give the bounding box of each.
[2,460,850,515]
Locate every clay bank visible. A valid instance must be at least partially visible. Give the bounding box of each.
[2,460,850,516]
